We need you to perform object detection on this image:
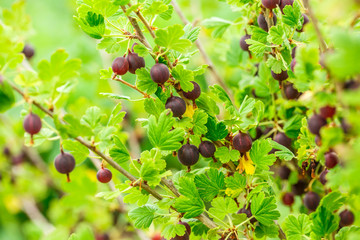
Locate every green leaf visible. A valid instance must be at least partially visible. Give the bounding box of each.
[267,25,285,45]
[0,80,15,112]
[250,26,269,43]
[97,38,122,53]
[133,44,149,57]
[159,5,173,20]
[108,103,126,126]
[192,109,208,135]
[282,1,302,28]
[251,192,280,225]
[238,96,255,116]
[255,223,280,239]
[62,114,93,137]
[128,205,157,229]
[194,168,225,202]
[183,24,201,42]
[175,177,205,218]
[311,206,340,238]
[282,214,312,240]
[208,197,238,221]
[144,98,165,118]
[109,136,130,164]
[205,116,228,141]
[247,39,270,57]
[62,140,89,163]
[74,12,105,39]
[143,1,168,16]
[155,24,192,52]
[121,186,149,206]
[269,139,295,161]
[136,68,158,95]
[284,114,303,138]
[266,55,287,74]
[113,0,130,6]
[336,226,360,240]
[80,106,105,129]
[196,95,220,116]
[214,146,240,163]
[225,172,246,190]
[147,110,185,150]
[209,85,238,117]
[171,65,194,92]
[202,17,232,38]
[161,223,186,239]
[318,191,346,212]
[250,139,276,171]
[95,190,121,201]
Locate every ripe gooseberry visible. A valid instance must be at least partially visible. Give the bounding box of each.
[339,210,355,227]
[178,144,199,167]
[165,96,186,117]
[324,151,339,169]
[319,105,336,119]
[54,152,76,182]
[22,44,35,60]
[150,63,170,84]
[233,132,252,153]
[282,192,295,206]
[238,204,256,224]
[262,0,280,9]
[304,191,320,211]
[278,165,291,180]
[97,168,112,183]
[319,169,328,185]
[284,83,300,100]
[271,70,288,81]
[170,221,191,240]
[182,81,201,100]
[127,51,145,74]
[308,114,327,135]
[257,13,277,32]
[240,34,251,52]
[112,57,129,75]
[279,0,294,13]
[23,113,42,143]
[199,141,216,158]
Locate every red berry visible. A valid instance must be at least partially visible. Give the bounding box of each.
[112,57,129,75]
[240,34,251,51]
[304,191,320,211]
[262,0,280,9]
[182,81,201,100]
[150,63,169,84]
[23,113,42,135]
[308,114,327,135]
[97,168,112,183]
[282,192,295,206]
[324,152,338,169]
[271,70,288,81]
[165,96,186,117]
[319,105,336,119]
[54,152,76,181]
[127,52,145,74]
[339,210,355,227]
[199,141,216,158]
[233,132,252,153]
[178,144,199,166]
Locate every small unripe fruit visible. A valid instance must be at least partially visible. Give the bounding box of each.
[233,132,252,153]
[54,152,76,182]
[282,192,295,206]
[257,13,277,32]
[127,52,145,74]
[339,210,355,227]
[284,83,300,100]
[292,180,307,195]
[182,81,201,100]
[325,152,338,169]
[273,132,292,149]
[97,168,112,183]
[150,63,169,84]
[170,222,191,240]
[23,113,42,135]
[297,14,309,32]
[279,0,294,13]
[199,141,216,158]
[319,169,328,185]
[240,34,251,52]
[22,44,35,59]
[178,144,199,166]
[165,96,186,117]
[279,165,291,180]
[319,105,336,119]
[112,57,129,75]
[271,70,288,81]
[262,0,280,9]
[308,114,327,135]
[304,191,320,211]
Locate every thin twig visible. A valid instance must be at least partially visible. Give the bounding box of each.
[302,0,327,52]
[112,75,154,99]
[170,0,234,102]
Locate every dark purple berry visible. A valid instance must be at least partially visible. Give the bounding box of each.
[285,83,300,100]
[233,132,252,153]
[273,132,292,149]
[257,13,277,32]
[339,210,355,227]
[199,141,216,158]
[238,204,256,224]
[262,0,280,9]
[292,47,297,59]
[291,58,296,72]
[170,222,191,240]
[282,192,295,206]
[127,52,145,74]
[178,144,199,166]
[304,191,320,211]
[150,63,169,84]
[97,168,112,183]
[325,152,338,169]
[319,169,328,185]
[165,96,186,117]
[297,14,309,32]
[23,113,42,136]
[319,105,336,119]
[292,179,307,195]
[240,34,251,52]
[279,165,291,180]
[112,57,129,75]
[182,81,201,100]
[22,44,35,59]
[271,70,288,81]
[3,147,11,158]
[308,114,327,135]
[279,0,294,13]
[341,118,352,134]
[344,79,360,90]
[54,152,76,182]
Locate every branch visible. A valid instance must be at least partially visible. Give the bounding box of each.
[112,75,155,99]
[170,0,234,102]
[302,0,327,52]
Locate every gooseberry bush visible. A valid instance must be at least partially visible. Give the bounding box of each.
[1,0,360,239]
